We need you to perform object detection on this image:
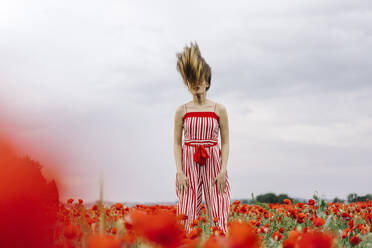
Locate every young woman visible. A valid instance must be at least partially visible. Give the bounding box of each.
[174,41,231,234]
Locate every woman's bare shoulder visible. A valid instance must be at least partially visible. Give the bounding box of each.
[175,103,187,117]
[215,102,228,118]
[215,102,227,110]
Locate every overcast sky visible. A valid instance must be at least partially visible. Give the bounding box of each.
[1,0,371,204]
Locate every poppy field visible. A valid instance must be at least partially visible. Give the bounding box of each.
[54,193,372,248]
[0,136,371,248]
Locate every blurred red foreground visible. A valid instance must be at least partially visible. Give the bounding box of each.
[0,134,61,248]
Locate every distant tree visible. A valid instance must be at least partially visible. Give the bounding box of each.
[257,192,277,203]
[291,198,303,204]
[255,193,293,204]
[332,197,345,203]
[277,194,293,203]
[364,194,372,201]
[347,193,358,203]
[347,193,372,203]
[356,194,372,202]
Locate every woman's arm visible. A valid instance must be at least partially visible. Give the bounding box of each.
[174,105,184,173]
[218,103,229,173]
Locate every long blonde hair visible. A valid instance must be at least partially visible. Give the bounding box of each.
[176,41,211,91]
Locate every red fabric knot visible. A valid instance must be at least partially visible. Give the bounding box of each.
[193,145,209,166]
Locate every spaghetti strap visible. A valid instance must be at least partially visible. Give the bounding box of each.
[213,102,217,113]
[184,104,187,114]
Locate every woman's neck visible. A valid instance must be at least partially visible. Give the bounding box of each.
[192,94,207,106]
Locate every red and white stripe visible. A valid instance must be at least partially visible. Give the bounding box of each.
[175,104,231,234]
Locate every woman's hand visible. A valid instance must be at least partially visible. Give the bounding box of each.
[177,171,189,194]
[213,170,227,194]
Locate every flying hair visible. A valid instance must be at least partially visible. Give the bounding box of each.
[176,41,212,91]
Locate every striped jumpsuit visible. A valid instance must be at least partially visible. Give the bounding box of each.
[175,102,231,234]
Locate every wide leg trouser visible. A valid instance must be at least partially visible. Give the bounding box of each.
[175,145,231,234]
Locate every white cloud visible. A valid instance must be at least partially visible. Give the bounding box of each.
[0,0,371,203]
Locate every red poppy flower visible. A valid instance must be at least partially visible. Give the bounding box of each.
[190,219,199,228]
[350,235,362,246]
[356,224,368,235]
[296,202,304,208]
[312,217,326,227]
[227,221,262,248]
[130,209,185,248]
[282,230,302,248]
[348,219,354,229]
[113,203,123,210]
[203,235,227,248]
[272,231,283,241]
[87,233,121,248]
[308,199,316,206]
[64,224,79,239]
[298,230,334,248]
[340,229,349,239]
[188,227,202,239]
[177,213,188,221]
